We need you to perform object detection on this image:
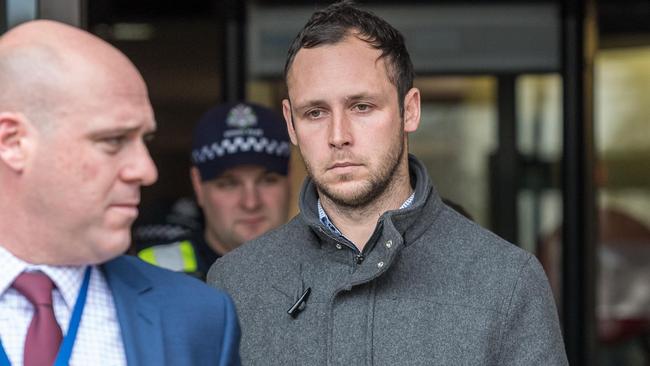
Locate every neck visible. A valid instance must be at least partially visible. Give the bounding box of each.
[0,209,45,264]
[0,189,88,266]
[319,164,412,251]
[0,234,52,265]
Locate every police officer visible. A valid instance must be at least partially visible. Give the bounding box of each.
[137,102,291,279]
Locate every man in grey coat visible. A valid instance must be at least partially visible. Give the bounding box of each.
[208,1,568,365]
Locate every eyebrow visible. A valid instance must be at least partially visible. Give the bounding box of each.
[89,123,157,138]
[292,93,381,114]
[291,99,328,114]
[344,93,380,104]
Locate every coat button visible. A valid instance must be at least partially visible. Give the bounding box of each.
[377,261,384,268]
[385,240,393,248]
[335,243,342,250]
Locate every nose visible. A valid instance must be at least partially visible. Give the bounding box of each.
[140,149,158,186]
[122,142,158,186]
[328,111,352,149]
[240,183,262,211]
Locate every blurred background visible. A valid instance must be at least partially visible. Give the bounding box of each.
[2,0,649,364]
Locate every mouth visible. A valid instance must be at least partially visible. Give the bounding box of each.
[237,217,266,226]
[109,203,140,218]
[327,162,362,173]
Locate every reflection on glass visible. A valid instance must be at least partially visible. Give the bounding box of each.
[516,75,562,255]
[411,76,495,226]
[529,46,650,364]
[594,46,650,366]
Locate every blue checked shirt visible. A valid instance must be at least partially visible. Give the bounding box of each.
[317,192,415,241]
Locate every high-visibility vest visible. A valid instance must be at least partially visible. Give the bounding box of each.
[138,240,198,273]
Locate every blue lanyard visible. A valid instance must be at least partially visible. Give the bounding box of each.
[0,266,92,366]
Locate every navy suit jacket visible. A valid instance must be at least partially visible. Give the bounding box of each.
[101,255,240,365]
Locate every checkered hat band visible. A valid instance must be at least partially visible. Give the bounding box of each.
[191,136,290,164]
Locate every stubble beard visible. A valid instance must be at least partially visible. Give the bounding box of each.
[305,130,406,210]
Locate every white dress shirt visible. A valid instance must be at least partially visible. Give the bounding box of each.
[0,246,126,365]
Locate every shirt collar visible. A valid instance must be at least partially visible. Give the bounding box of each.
[0,245,87,309]
[0,246,25,298]
[317,192,416,238]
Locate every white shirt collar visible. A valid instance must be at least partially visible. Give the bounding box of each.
[0,245,87,309]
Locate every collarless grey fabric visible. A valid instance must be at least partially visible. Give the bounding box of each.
[208,154,568,366]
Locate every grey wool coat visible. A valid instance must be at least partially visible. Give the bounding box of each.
[208,155,568,366]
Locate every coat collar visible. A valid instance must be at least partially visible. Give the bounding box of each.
[298,154,443,247]
[101,256,165,366]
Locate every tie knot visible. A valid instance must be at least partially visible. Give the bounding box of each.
[12,271,56,307]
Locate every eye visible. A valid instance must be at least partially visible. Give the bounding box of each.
[106,136,127,145]
[306,109,325,119]
[143,132,156,145]
[212,177,240,190]
[100,135,128,153]
[259,172,282,185]
[353,103,372,113]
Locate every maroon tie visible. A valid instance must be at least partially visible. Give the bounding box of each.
[12,272,63,366]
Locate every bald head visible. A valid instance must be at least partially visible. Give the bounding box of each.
[0,21,157,265]
[0,20,147,129]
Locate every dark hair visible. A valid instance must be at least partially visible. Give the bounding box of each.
[284,0,415,114]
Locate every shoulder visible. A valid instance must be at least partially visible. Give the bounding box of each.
[430,204,532,267]
[221,216,308,263]
[207,216,309,288]
[105,255,235,312]
[103,256,240,363]
[413,205,547,302]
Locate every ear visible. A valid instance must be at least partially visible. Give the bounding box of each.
[190,167,205,208]
[402,88,421,133]
[0,112,31,172]
[282,99,299,146]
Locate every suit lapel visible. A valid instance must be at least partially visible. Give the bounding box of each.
[102,257,165,366]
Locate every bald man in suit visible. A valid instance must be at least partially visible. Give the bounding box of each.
[0,20,240,365]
